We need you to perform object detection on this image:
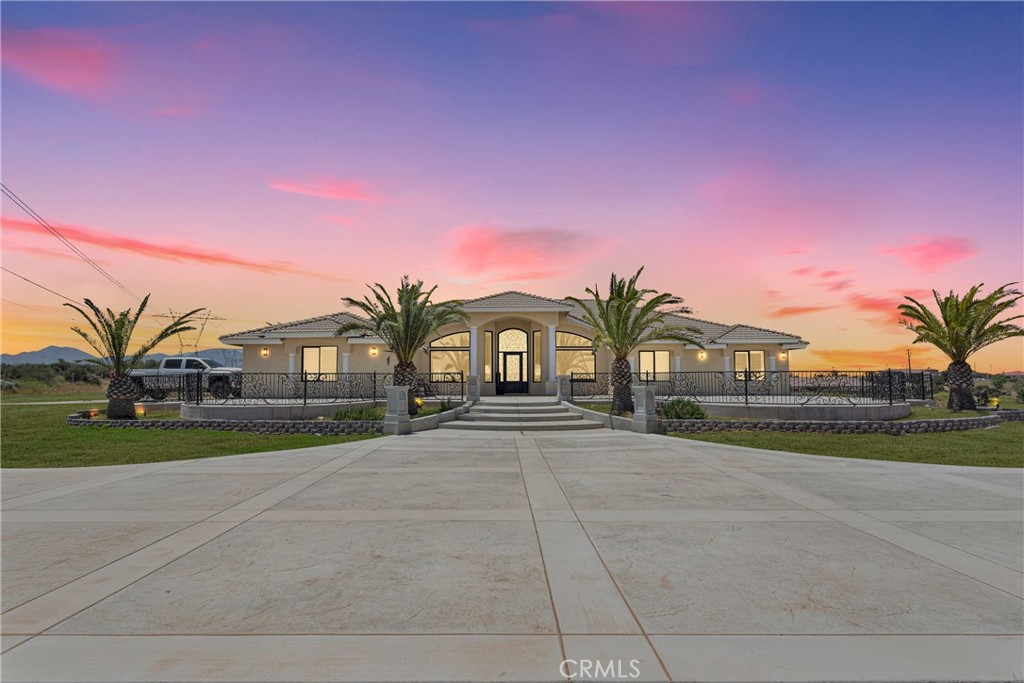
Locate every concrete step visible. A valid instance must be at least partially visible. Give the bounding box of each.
[470,404,567,414]
[439,419,603,432]
[458,412,581,423]
[476,399,561,407]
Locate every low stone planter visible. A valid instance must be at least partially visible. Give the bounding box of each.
[662,409,1024,436]
[66,411,382,436]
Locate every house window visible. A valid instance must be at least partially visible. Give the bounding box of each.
[556,332,596,376]
[429,332,470,377]
[484,330,493,383]
[734,350,765,380]
[302,346,338,377]
[533,330,542,383]
[638,350,670,381]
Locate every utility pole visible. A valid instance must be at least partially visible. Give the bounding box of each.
[907,349,912,374]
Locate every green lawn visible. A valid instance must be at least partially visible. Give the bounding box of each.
[671,421,1024,467]
[900,405,991,421]
[1,403,378,468]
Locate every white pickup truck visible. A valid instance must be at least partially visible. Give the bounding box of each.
[129,357,242,400]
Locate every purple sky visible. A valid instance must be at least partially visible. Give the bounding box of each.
[2,2,1022,370]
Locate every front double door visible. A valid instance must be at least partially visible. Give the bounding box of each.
[498,351,528,394]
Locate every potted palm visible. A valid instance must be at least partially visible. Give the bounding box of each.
[899,283,1023,411]
[65,296,203,419]
[338,276,467,415]
[568,268,702,415]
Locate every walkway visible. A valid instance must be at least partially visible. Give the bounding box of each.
[2,431,1021,682]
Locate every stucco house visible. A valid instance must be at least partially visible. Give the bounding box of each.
[219,291,808,396]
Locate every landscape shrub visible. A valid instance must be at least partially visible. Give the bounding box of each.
[661,398,706,420]
[1014,381,1024,403]
[1,379,20,393]
[0,362,106,386]
[333,406,385,421]
[990,373,1008,392]
[972,385,993,405]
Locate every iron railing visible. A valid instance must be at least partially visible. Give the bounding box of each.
[569,370,932,406]
[133,371,465,405]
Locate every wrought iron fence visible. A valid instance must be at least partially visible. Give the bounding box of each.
[133,371,465,405]
[569,370,932,406]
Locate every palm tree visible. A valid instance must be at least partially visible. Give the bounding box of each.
[899,283,1023,411]
[567,268,703,415]
[338,276,468,414]
[65,296,203,419]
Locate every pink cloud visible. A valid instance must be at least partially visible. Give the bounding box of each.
[446,224,593,282]
[2,242,113,266]
[767,305,837,318]
[879,235,977,273]
[824,279,854,292]
[846,292,908,330]
[693,166,867,246]
[269,178,383,203]
[784,247,812,256]
[1,28,117,98]
[789,267,815,277]
[1,216,347,282]
[322,215,354,226]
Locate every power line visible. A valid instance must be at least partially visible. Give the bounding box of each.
[1,183,140,300]
[0,298,76,319]
[0,266,77,304]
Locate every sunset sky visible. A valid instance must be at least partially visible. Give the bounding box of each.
[2,2,1022,371]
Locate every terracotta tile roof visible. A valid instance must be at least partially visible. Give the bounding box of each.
[713,323,806,344]
[219,312,367,342]
[460,290,572,310]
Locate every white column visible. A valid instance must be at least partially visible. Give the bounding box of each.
[287,352,296,376]
[547,325,556,381]
[674,353,682,373]
[469,326,479,377]
[722,353,730,378]
[628,355,636,372]
[769,355,776,372]
[342,352,350,375]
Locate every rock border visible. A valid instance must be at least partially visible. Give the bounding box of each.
[662,410,1024,436]
[66,412,382,436]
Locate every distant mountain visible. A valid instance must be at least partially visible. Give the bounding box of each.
[1,346,242,366]
[0,346,95,365]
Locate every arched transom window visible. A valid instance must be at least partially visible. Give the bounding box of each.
[556,332,595,375]
[429,332,470,376]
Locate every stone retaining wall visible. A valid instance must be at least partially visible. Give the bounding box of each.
[662,409,1024,436]
[66,414,382,436]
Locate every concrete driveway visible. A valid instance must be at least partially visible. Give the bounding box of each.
[2,430,1021,682]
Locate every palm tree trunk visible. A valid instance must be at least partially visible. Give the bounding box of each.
[106,375,139,420]
[393,361,419,415]
[611,357,634,415]
[946,361,976,411]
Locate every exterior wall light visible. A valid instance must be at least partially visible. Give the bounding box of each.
[370,346,379,357]
[697,350,707,361]
[779,350,788,360]
[260,347,270,358]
